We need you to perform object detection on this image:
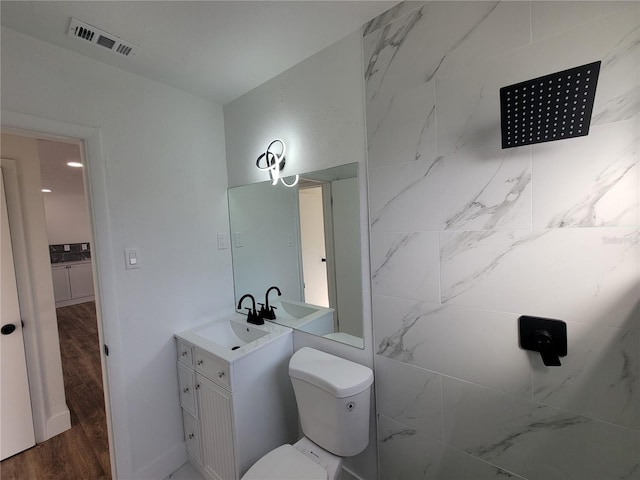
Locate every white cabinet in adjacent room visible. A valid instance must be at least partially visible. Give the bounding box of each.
[51,261,95,307]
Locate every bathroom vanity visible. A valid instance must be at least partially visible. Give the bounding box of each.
[175,314,298,480]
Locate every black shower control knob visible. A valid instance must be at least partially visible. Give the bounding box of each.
[1,324,17,335]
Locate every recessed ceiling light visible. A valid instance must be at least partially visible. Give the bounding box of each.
[67,162,83,168]
[42,188,52,193]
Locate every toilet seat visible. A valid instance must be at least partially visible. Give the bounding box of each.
[242,444,327,480]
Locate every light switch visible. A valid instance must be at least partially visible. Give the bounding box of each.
[217,233,228,250]
[64,244,71,252]
[81,243,88,251]
[124,248,140,269]
[234,232,244,248]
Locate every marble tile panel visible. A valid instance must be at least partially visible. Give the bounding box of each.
[369,146,532,232]
[443,377,640,480]
[440,227,640,329]
[435,6,639,155]
[532,120,639,228]
[362,2,427,38]
[375,355,442,439]
[379,415,524,480]
[370,231,440,302]
[531,1,635,43]
[378,414,445,480]
[364,1,530,105]
[374,296,532,397]
[366,80,437,170]
[532,322,639,430]
[435,446,525,480]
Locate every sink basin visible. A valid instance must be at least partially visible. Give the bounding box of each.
[195,320,269,348]
[176,314,292,362]
[269,299,335,336]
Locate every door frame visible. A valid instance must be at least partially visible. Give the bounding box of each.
[1,110,119,478]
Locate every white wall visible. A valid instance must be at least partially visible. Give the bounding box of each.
[224,30,377,479]
[365,2,639,479]
[1,27,234,479]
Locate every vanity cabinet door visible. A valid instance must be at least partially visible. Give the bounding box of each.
[197,373,238,480]
[183,411,202,465]
[177,340,194,367]
[51,265,72,302]
[68,262,94,299]
[195,350,231,390]
[178,363,198,417]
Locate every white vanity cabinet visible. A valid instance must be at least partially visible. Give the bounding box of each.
[175,318,297,480]
[51,261,94,307]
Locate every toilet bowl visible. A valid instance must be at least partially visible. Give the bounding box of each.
[241,347,373,480]
[242,437,341,480]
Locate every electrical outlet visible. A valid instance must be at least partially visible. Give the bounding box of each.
[64,244,71,252]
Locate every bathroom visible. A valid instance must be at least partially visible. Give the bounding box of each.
[1,1,638,479]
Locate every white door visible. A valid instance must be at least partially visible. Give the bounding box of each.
[1,167,36,460]
[298,186,329,307]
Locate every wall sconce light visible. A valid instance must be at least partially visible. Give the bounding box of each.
[255,139,299,187]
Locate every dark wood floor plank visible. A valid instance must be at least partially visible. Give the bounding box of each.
[0,301,112,480]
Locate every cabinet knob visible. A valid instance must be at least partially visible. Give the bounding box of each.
[181,351,188,356]
[195,384,200,390]
[188,433,194,439]
[183,387,189,393]
[218,371,225,378]
[197,359,204,366]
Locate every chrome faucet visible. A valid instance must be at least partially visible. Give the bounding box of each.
[259,286,281,320]
[237,294,262,325]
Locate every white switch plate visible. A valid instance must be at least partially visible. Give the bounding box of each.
[81,243,88,251]
[217,233,228,250]
[124,248,140,269]
[64,244,71,252]
[234,232,244,248]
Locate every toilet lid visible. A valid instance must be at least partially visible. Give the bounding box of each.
[242,445,327,480]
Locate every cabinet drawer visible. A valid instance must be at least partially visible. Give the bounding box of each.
[177,363,198,417]
[183,411,202,464]
[176,340,194,366]
[195,349,231,390]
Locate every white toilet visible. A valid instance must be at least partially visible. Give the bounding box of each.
[242,347,374,480]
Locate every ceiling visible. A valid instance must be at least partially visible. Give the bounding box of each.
[0,1,396,105]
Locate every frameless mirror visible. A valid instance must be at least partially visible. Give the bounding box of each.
[228,163,363,348]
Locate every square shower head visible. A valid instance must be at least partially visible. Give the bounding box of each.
[500,61,601,149]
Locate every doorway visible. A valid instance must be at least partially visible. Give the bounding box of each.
[0,132,111,478]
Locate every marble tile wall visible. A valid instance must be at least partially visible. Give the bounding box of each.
[363,2,639,479]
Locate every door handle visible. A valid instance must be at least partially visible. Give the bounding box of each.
[1,324,17,335]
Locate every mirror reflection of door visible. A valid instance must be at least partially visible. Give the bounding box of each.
[298,184,331,308]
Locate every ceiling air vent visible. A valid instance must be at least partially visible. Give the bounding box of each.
[68,18,139,58]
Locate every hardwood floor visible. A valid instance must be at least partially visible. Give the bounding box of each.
[1,301,111,480]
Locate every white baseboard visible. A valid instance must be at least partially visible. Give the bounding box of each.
[133,442,188,480]
[45,407,71,439]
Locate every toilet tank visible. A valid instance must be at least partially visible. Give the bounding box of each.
[289,347,373,457]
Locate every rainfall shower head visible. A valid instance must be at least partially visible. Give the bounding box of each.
[500,61,601,149]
